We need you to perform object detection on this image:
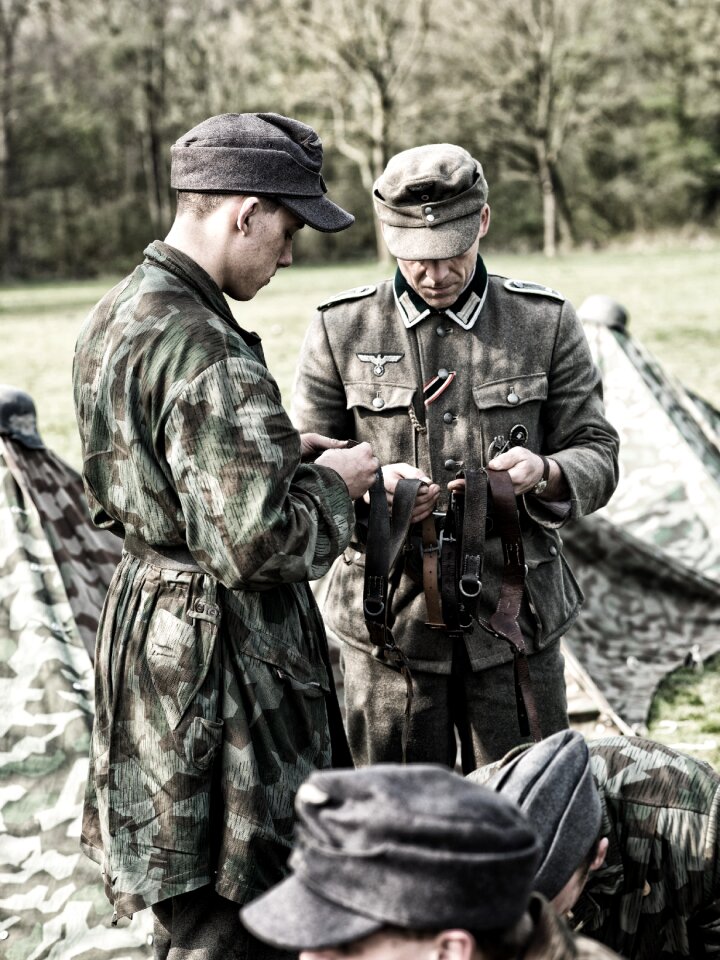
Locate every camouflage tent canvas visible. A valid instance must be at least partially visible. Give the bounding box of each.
[0,391,152,959]
[562,302,720,730]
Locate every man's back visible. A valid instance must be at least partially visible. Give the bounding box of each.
[576,736,720,959]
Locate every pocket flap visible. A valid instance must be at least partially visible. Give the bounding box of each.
[473,373,548,410]
[345,383,417,412]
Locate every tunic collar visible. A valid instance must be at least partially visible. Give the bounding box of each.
[393,256,489,330]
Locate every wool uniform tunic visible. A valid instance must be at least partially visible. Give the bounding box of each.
[293,263,619,673]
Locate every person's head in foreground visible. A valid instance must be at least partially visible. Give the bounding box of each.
[373,143,490,310]
[167,111,354,301]
[485,730,610,917]
[241,763,542,960]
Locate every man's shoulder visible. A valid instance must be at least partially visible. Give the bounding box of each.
[317,279,393,313]
[489,273,566,303]
[589,736,720,811]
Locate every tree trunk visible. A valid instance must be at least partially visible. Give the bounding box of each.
[537,148,557,258]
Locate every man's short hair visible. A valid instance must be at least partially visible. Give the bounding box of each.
[175,191,280,219]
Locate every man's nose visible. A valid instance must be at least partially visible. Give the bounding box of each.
[423,259,450,283]
[278,241,293,268]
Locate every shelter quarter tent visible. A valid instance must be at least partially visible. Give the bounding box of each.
[0,386,153,958]
[562,298,720,731]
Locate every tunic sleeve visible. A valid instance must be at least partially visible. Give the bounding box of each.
[291,311,354,439]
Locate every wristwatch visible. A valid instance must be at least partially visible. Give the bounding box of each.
[532,455,550,496]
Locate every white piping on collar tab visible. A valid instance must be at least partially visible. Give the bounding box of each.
[394,284,488,331]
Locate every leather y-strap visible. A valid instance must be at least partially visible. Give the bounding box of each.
[421,514,443,627]
[458,467,487,626]
[363,472,427,761]
[485,469,543,743]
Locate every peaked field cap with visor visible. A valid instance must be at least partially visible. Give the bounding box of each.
[170,112,354,233]
[485,730,603,900]
[241,764,541,951]
[373,143,488,260]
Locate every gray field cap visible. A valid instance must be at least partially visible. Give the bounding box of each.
[241,764,540,951]
[0,385,44,449]
[373,144,488,260]
[486,730,602,900]
[171,112,354,232]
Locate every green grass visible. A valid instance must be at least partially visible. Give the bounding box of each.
[3,245,718,468]
[2,244,720,763]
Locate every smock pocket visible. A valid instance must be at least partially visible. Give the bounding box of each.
[146,605,219,731]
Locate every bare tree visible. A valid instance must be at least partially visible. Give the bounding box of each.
[259,0,432,260]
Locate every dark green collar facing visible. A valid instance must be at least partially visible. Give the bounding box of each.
[393,255,489,330]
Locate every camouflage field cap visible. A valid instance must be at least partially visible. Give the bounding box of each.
[171,112,354,232]
[241,764,540,950]
[373,144,488,260]
[0,384,44,449]
[486,730,603,900]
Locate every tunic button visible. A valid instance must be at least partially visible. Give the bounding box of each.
[424,206,433,214]
[549,545,558,556]
[0,932,9,941]
[507,392,519,404]
[443,412,455,424]
[426,214,435,222]
[437,368,449,379]
[195,600,205,613]
[436,325,447,337]
[372,397,385,409]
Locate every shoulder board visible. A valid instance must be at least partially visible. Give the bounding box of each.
[317,285,377,311]
[503,278,565,301]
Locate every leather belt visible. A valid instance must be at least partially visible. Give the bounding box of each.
[124,534,205,573]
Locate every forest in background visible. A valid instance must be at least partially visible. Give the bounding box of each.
[1,0,719,278]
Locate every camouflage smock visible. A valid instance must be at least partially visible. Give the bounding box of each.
[573,736,720,959]
[72,241,354,919]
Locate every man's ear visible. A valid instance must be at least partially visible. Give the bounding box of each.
[236,196,261,234]
[433,930,475,960]
[591,837,610,872]
[477,203,491,239]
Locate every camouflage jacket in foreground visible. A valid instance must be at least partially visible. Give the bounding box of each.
[574,737,720,959]
[525,893,622,959]
[72,241,354,918]
[292,270,619,672]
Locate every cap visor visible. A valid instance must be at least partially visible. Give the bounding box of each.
[241,875,383,951]
[382,214,480,261]
[280,194,355,233]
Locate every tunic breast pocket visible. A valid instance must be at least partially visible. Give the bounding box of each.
[346,382,417,462]
[472,373,548,457]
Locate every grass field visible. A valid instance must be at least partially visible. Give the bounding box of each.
[1,243,719,761]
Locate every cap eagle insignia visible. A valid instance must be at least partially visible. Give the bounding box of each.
[356,353,404,377]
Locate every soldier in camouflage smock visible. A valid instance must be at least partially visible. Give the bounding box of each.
[476,731,720,959]
[293,144,619,769]
[241,763,623,960]
[72,113,378,959]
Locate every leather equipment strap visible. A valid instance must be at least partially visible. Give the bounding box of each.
[363,470,427,761]
[484,469,543,742]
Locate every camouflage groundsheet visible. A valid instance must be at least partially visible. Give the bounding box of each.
[0,439,152,959]
[564,320,720,729]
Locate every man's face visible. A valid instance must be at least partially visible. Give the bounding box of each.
[225,202,304,301]
[550,837,609,918]
[300,929,444,960]
[395,206,489,310]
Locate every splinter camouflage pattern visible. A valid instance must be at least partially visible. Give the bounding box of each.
[72,241,354,919]
[574,736,720,960]
[0,433,152,958]
[562,319,720,728]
